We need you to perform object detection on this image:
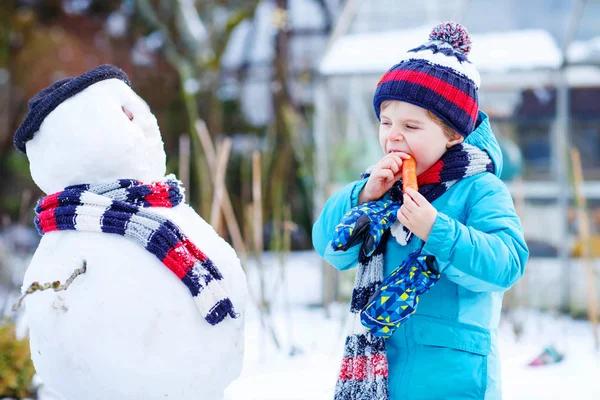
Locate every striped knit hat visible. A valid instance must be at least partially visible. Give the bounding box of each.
[14,64,130,154]
[373,22,480,137]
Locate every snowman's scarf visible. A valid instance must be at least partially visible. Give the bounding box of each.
[34,175,237,326]
[333,143,494,400]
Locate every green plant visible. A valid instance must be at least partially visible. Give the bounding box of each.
[0,321,35,399]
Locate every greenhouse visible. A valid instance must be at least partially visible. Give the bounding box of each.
[314,0,600,312]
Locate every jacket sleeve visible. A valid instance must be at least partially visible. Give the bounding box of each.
[312,179,368,271]
[422,178,529,292]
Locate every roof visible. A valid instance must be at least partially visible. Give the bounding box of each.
[318,27,563,77]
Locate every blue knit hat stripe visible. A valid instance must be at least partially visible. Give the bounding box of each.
[14,65,130,154]
[374,81,476,136]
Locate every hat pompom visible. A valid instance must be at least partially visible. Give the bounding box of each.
[429,22,472,55]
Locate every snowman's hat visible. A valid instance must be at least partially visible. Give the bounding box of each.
[14,64,130,154]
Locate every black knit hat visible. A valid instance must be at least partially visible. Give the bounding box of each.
[14,64,130,154]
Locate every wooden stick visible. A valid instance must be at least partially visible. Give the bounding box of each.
[196,120,217,167]
[210,138,232,230]
[195,119,247,257]
[248,153,281,349]
[251,151,265,309]
[178,134,191,192]
[571,147,599,349]
[252,151,264,255]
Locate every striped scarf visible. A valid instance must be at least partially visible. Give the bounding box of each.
[334,143,494,400]
[34,175,237,326]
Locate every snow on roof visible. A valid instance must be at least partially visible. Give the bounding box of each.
[568,37,600,65]
[318,27,563,76]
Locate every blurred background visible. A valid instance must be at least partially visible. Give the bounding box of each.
[0,0,599,399]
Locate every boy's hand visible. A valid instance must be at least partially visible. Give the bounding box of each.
[359,152,410,203]
[397,187,437,241]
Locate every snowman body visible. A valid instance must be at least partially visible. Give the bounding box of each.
[19,70,247,400]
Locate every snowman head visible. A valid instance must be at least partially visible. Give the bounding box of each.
[14,65,166,194]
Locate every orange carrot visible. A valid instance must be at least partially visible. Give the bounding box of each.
[402,157,418,193]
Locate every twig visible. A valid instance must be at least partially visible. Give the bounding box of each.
[570,147,599,349]
[252,151,266,307]
[249,151,281,350]
[18,189,32,226]
[178,134,191,192]
[210,138,233,231]
[12,261,87,311]
[252,151,264,260]
[195,120,247,257]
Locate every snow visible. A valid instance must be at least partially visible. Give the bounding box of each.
[18,75,247,400]
[24,203,247,399]
[288,0,328,31]
[5,250,599,399]
[221,0,334,70]
[223,302,600,399]
[319,27,562,76]
[105,12,128,38]
[26,79,166,194]
[500,311,600,400]
[223,251,600,400]
[568,37,600,65]
[176,0,209,45]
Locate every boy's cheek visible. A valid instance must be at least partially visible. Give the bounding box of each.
[378,136,386,152]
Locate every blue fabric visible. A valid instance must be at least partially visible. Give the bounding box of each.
[14,64,130,153]
[313,112,529,399]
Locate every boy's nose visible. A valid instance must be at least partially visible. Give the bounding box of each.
[387,129,404,141]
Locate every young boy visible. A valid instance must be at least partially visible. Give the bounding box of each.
[312,22,528,400]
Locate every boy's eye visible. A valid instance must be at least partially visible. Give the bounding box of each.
[381,121,391,126]
[406,125,417,129]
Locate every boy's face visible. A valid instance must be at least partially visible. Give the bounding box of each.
[378,101,463,175]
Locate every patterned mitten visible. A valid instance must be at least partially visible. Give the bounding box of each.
[360,250,440,338]
[331,200,401,258]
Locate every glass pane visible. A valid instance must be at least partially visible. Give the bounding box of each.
[569,0,600,63]
[461,0,575,43]
[493,118,553,180]
[574,0,600,41]
[571,119,600,180]
[348,0,461,34]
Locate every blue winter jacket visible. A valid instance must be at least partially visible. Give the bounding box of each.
[312,112,528,400]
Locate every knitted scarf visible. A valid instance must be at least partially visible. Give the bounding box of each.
[333,143,494,400]
[34,175,237,326]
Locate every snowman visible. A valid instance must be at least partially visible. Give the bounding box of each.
[13,65,248,400]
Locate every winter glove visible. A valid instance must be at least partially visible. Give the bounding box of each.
[331,200,401,258]
[360,250,440,338]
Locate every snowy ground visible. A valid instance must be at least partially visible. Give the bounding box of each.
[223,251,600,400]
[3,251,600,399]
[225,305,600,400]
